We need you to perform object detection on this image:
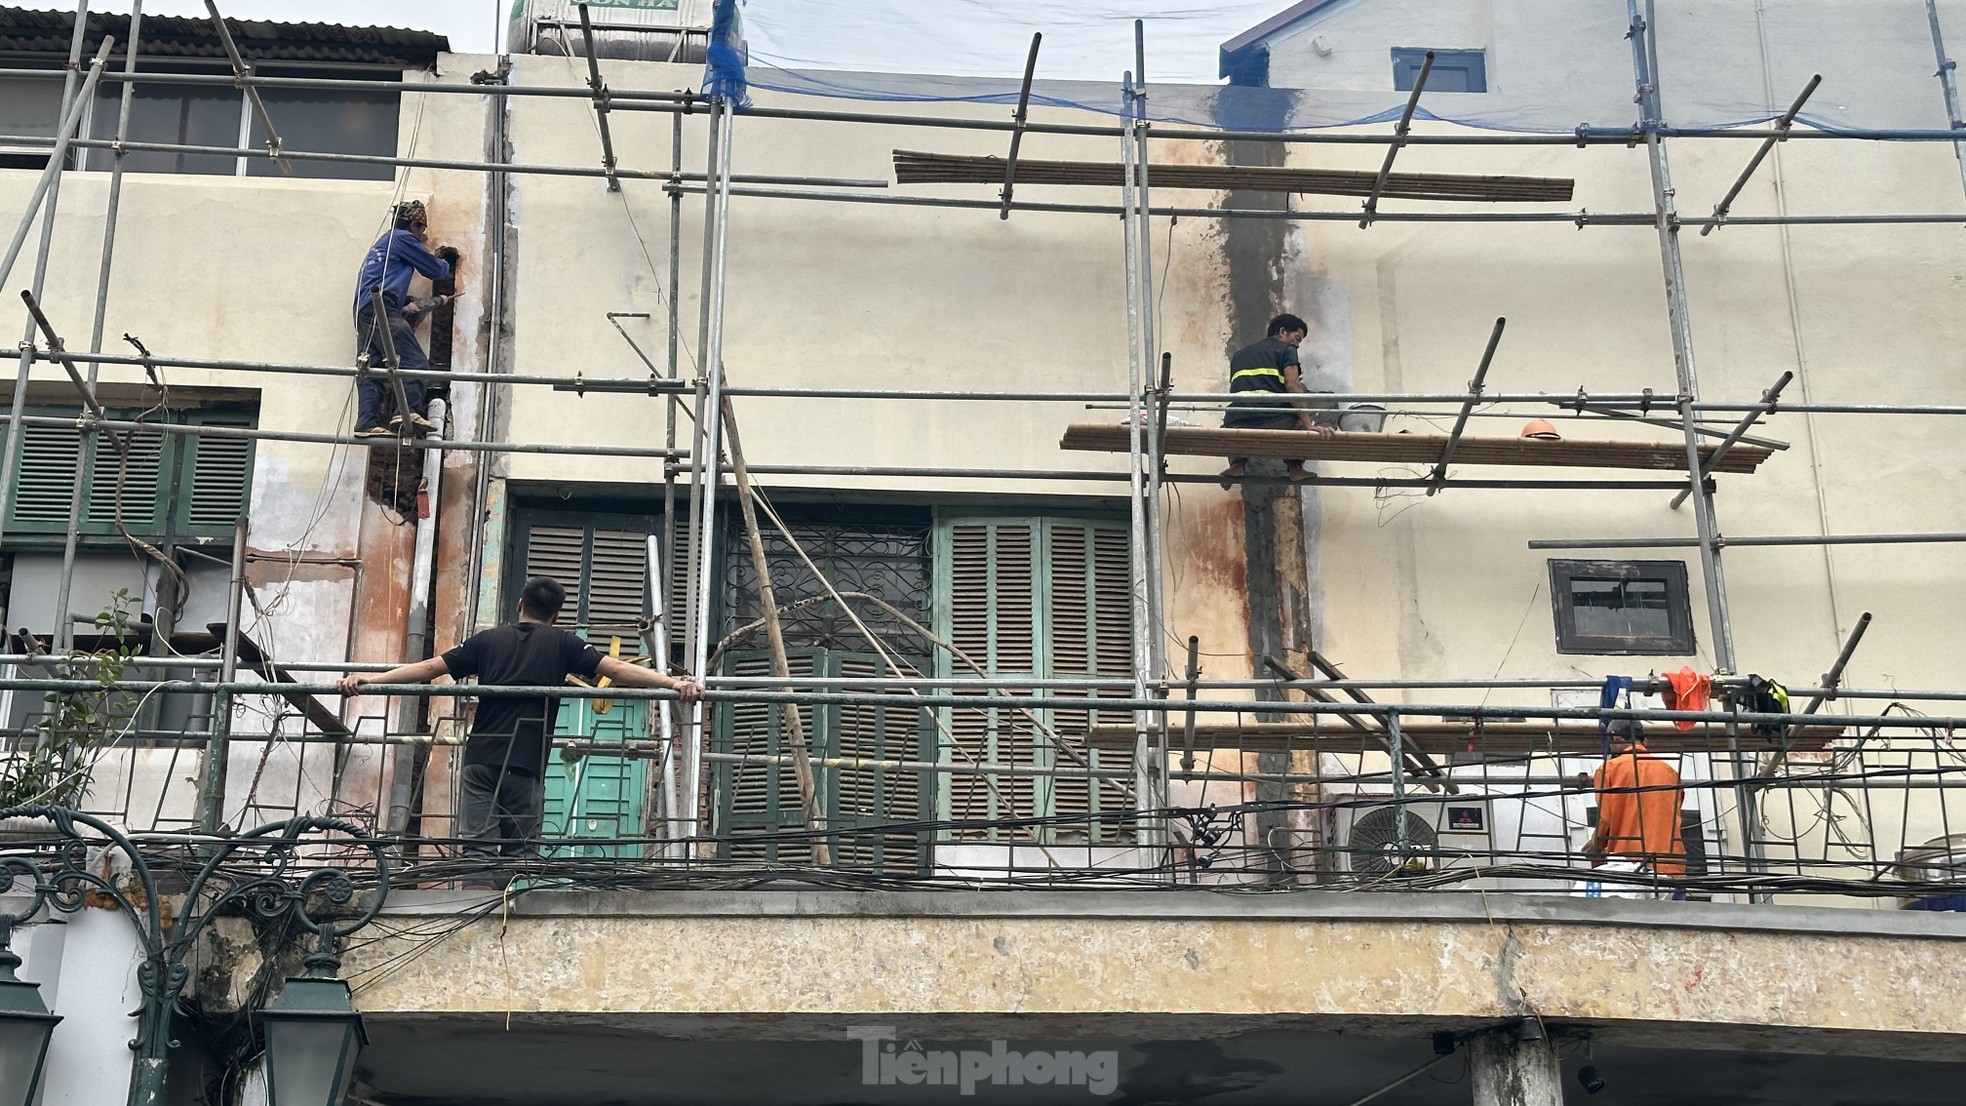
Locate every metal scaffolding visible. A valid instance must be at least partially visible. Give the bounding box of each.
[1,0,1964,903]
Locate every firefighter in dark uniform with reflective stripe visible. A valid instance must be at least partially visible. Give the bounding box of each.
[1219,313,1335,487]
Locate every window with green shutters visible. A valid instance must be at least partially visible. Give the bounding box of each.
[934,516,1135,844]
[4,407,255,544]
[714,647,934,871]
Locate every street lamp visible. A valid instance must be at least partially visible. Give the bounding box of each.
[0,922,61,1106]
[0,806,389,1106]
[260,948,368,1106]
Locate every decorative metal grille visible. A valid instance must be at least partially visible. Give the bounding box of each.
[722,522,932,656]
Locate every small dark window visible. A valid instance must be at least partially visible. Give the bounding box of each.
[1393,48,1488,93]
[1549,559,1695,655]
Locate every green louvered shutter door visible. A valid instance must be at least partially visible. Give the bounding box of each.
[938,519,1043,840]
[715,648,822,863]
[1043,521,1135,843]
[830,651,932,872]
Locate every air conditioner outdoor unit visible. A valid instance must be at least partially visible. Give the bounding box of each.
[1327,785,1578,893]
[1328,795,1494,877]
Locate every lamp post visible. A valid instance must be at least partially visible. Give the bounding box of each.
[0,806,389,1106]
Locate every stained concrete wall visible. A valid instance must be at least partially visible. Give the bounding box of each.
[341,891,1966,1059]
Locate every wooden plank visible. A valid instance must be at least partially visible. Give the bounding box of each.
[1081,722,1841,755]
[209,622,352,737]
[1061,425,1773,474]
[894,150,1576,203]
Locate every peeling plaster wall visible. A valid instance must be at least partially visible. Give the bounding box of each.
[0,61,494,830]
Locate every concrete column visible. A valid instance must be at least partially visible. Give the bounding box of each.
[1469,1026,1563,1106]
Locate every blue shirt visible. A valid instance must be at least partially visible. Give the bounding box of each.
[352,228,451,324]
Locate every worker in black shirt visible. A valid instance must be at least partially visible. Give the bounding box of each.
[337,575,702,888]
[1220,312,1336,487]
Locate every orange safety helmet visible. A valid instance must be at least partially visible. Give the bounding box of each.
[1520,418,1561,441]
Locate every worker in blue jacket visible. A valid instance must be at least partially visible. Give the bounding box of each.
[352,200,457,437]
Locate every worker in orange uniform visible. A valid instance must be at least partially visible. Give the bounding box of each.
[1584,717,1687,893]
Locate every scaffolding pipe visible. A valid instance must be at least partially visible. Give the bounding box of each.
[386,398,445,835]
[467,57,512,632]
[685,97,736,837]
[576,2,621,191]
[14,652,1966,703]
[646,533,684,858]
[0,133,884,189]
[0,350,1696,405]
[1426,317,1504,494]
[1670,370,1791,509]
[54,0,144,654]
[999,33,1042,219]
[609,93,1966,144]
[1630,0,1736,674]
[1700,75,1820,235]
[0,66,700,100]
[1928,0,1966,199]
[1762,611,1872,780]
[0,674,1955,731]
[658,105,685,856]
[1,62,1963,147]
[1361,50,1432,228]
[0,413,685,459]
[715,462,1689,491]
[1529,532,1966,549]
[203,0,291,175]
[199,515,248,834]
[662,181,1658,224]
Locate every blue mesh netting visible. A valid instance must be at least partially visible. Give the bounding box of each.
[710,0,1966,136]
[700,0,751,108]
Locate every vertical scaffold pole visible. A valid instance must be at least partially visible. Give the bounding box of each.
[1131,22,1172,834]
[1119,70,1157,848]
[1927,0,1966,200]
[55,2,144,653]
[200,514,249,834]
[657,105,686,858]
[684,98,734,840]
[1628,0,1737,673]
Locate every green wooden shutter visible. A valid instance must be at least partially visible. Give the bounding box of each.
[8,420,82,530]
[541,691,648,860]
[87,427,168,534]
[830,651,932,871]
[936,516,1135,843]
[518,514,665,859]
[1044,521,1134,843]
[179,422,254,535]
[714,647,931,871]
[939,520,1041,839]
[715,648,822,863]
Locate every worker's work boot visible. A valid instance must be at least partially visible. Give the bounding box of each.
[390,412,439,436]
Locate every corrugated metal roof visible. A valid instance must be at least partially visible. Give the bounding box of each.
[0,6,448,67]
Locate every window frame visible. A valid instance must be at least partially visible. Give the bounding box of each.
[0,60,402,179]
[1548,558,1696,656]
[1392,47,1488,93]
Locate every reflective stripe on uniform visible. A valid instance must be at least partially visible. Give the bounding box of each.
[1231,367,1286,381]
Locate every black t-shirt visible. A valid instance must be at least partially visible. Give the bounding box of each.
[441,622,603,777]
[1225,336,1301,426]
